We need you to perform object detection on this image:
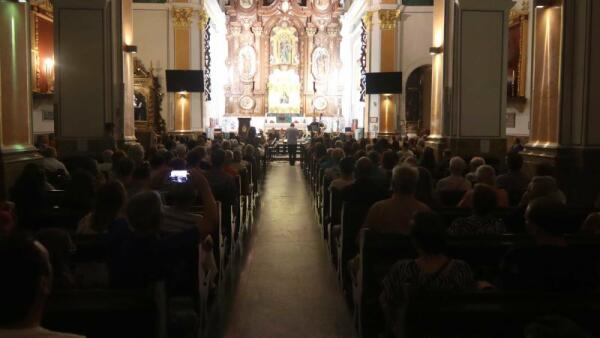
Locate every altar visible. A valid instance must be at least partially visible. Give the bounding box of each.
[223,0,343,118]
[264,122,307,131]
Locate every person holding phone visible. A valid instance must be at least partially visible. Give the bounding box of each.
[107,168,219,289]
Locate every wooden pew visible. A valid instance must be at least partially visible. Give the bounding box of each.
[400,291,600,338]
[355,230,600,338]
[337,201,373,294]
[44,285,167,338]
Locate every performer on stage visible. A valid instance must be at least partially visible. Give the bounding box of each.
[286,123,299,166]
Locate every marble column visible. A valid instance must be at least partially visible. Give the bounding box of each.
[427,0,513,159]
[522,0,600,204]
[0,2,42,197]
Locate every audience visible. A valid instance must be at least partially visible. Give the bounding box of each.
[449,184,506,236]
[77,180,127,235]
[4,131,600,337]
[341,157,389,205]
[10,164,52,229]
[497,152,530,205]
[465,157,485,185]
[98,149,114,178]
[206,148,237,206]
[41,147,70,177]
[329,157,355,192]
[0,235,84,337]
[436,156,471,192]
[379,212,475,336]
[108,169,218,289]
[35,228,76,290]
[498,197,598,292]
[362,165,430,235]
[458,164,509,208]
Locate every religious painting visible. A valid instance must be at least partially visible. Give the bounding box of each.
[311,47,330,81]
[240,0,253,9]
[238,46,257,81]
[270,24,299,65]
[267,69,301,115]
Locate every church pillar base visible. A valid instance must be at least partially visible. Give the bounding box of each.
[427,137,506,162]
[521,146,600,206]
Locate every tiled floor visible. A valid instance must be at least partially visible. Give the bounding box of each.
[223,163,357,338]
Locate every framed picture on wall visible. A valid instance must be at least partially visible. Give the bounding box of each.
[42,110,54,121]
[506,112,516,128]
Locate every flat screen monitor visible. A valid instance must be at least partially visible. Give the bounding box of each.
[166,70,204,92]
[364,72,402,95]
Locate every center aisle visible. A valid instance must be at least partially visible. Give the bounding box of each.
[224,162,357,338]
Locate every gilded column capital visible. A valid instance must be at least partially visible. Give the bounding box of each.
[196,9,209,28]
[378,9,400,30]
[306,26,317,36]
[172,7,194,28]
[362,12,373,31]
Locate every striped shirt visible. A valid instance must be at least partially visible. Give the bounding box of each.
[381,259,475,309]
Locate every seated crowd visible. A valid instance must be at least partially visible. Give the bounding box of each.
[304,133,600,338]
[0,133,266,337]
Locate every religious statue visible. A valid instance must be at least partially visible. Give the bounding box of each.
[238,46,257,81]
[311,47,329,80]
[280,91,289,105]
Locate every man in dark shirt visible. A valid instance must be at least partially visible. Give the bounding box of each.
[341,157,389,205]
[499,197,598,292]
[497,152,530,205]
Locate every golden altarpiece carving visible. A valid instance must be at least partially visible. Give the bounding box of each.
[224,0,343,118]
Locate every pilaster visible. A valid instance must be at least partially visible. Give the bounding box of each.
[428,0,513,159]
[522,0,600,204]
[54,0,125,156]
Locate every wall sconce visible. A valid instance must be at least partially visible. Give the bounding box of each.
[429,46,444,55]
[178,91,189,100]
[123,45,138,54]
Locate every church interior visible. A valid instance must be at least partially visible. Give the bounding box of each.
[2,0,600,337]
